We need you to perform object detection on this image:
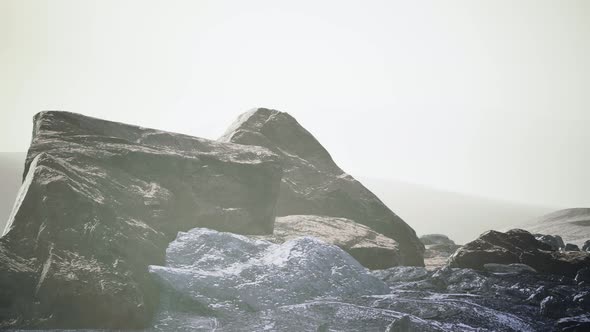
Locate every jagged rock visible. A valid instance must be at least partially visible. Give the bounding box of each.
[565,243,580,251]
[254,215,401,269]
[149,228,389,313]
[420,234,456,246]
[448,229,590,278]
[484,263,537,274]
[535,234,565,251]
[583,240,590,252]
[219,108,424,266]
[0,111,282,329]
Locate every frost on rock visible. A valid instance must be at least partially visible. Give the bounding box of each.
[148,228,389,313]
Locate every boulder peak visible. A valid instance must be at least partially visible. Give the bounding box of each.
[220,108,424,266]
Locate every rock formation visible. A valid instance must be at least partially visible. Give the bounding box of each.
[448,229,590,278]
[0,111,282,329]
[219,108,424,266]
[254,215,400,269]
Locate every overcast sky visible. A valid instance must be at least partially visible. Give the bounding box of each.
[1,0,589,208]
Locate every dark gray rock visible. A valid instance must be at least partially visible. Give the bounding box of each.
[575,268,590,285]
[565,243,580,251]
[540,296,567,318]
[583,240,590,252]
[556,314,590,331]
[254,215,401,269]
[420,234,456,246]
[535,234,565,251]
[219,108,424,266]
[0,111,282,329]
[448,229,590,278]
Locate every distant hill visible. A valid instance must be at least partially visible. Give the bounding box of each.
[360,178,556,244]
[0,152,25,233]
[516,208,590,246]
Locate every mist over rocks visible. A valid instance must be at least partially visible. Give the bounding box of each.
[0,111,282,329]
[219,108,424,266]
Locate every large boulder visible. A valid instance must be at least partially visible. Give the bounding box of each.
[0,111,282,329]
[255,215,400,269]
[219,108,424,266]
[448,229,590,278]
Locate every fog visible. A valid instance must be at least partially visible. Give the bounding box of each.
[1,0,589,208]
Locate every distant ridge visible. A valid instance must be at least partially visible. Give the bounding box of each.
[517,208,590,246]
[361,177,555,244]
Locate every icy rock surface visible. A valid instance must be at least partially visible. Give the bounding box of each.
[145,228,590,332]
[149,228,389,312]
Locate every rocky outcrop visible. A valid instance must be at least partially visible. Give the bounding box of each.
[254,215,400,269]
[0,111,282,329]
[583,240,590,251]
[219,108,424,266]
[448,229,590,278]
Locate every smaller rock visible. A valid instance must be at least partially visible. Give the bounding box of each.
[484,263,537,274]
[575,267,590,285]
[540,296,565,318]
[573,291,590,311]
[565,243,580,251]
[582,240,590,252]
[526,286,548,303]
[420,234,456,246]
[535,234,565,251]
[254,215,401,269]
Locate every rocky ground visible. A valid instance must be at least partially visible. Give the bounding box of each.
[145,228,590,331]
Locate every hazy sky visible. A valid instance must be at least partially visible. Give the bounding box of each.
[1,0,589,207]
